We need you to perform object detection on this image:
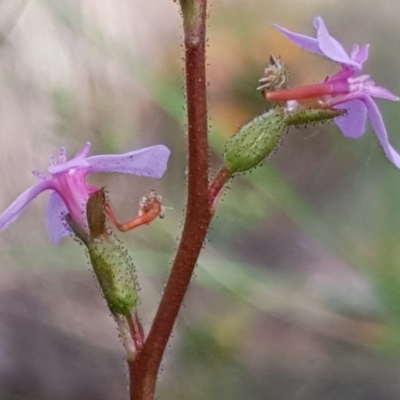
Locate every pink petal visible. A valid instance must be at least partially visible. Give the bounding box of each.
[86,144,170,178]
[364,97,400,168]
[74,142,92,158]
[334,100,368,138]
[314,17,359,68]
[271,23,322,54]
[368,85,399,101]
[46,191,72,246]
[0,180,53,231]
[47,156,90,175]
[350,44,369,65]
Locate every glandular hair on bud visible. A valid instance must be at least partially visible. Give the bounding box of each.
[284,107,345,126]
[87,234,137,315]
[223,108,286,173]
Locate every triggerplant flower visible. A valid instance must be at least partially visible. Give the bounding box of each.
[263,17,400,168]
[0,143,170,245]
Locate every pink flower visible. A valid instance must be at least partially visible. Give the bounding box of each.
[0,142,170,245]
[264,17,400,167]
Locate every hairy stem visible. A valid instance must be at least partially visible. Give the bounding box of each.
[128,1,210,398]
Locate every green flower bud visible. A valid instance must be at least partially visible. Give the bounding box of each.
[66,189,137,315]
[284,107,345,126]
[86,234,137,315]
[223,108,286,173]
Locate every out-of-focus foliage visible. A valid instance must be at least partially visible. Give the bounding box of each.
[1,0,400,399]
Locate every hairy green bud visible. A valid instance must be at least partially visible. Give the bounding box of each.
[223,106,344,174]
[87,234,137,315]
[66,189,137,315]
[223,108,286,173]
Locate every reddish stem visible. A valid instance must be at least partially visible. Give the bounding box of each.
[128,1,211,399]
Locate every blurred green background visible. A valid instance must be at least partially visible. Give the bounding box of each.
[1,0,400,399]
